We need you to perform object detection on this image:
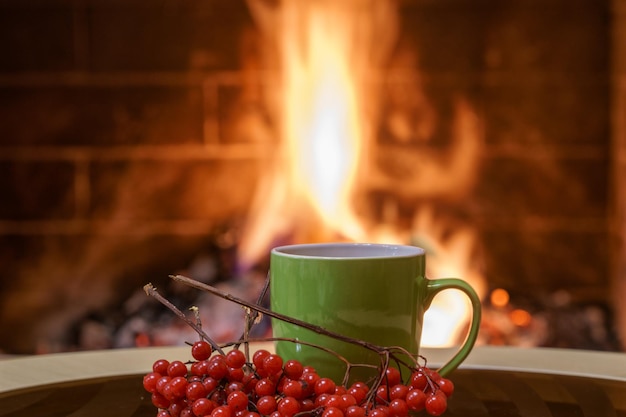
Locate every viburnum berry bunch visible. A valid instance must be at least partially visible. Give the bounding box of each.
[142,276,456,417]
[142,341,454,417]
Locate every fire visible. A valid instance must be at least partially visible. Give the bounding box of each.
[240,0,485,347]
[412,208,486,346]
[282,20,364,240]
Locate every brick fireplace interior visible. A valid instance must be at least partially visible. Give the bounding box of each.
[1,0,625,354]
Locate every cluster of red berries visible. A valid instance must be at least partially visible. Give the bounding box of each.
[142,341,454,417]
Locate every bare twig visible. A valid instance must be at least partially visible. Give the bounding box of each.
[170,274,385,355]
[143,283,225,355]
[234,271,271,359]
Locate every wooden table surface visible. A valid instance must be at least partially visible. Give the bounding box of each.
[1,345,625,416]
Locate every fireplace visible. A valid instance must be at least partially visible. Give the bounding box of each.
[0,0,624,354]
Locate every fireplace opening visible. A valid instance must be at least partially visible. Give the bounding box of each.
[0,0,624,355]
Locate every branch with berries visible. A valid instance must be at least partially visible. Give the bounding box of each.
[141,274,454,417]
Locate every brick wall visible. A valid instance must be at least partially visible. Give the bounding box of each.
[0,0,268,352]
[0,0,619,353]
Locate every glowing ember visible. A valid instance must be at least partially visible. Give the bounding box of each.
[490,288,510,308]
[240,0,485,347]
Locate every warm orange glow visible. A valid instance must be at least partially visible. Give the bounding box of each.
[510,309,532,327]
[414,208,486,347]
[490,288,510,308]
[281,6,364,240]
[240,0,403,264]
[241,0,486,347]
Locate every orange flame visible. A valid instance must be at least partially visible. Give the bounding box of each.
[239,0,399,265]
[240,0,485,347]
[412,207,486,346]
[282,26,364,239]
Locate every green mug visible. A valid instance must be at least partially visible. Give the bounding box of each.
[270,242,481,383]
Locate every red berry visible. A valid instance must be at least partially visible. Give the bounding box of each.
[324,394,342,409]
[301,399,316,412]
[409,369,428,390]
[302,366,316,373]
[226,381,245,394]
[315,393,330,408]
[345,405,366,417]
[256,395,277,415]
[339,394,357,410]
[186,381,208,402]
[350,381,367,390]
[255,378,276,397]
[156,376,171,395]
[143,372,161,393]
[252,350,271,370]
[281,379,304,399]
[385,367,401,387]
[389,384,409,400]
[212,405,232,417]
[153,359,170,375]
[242,374,258,393]
[262,354,284,376]
[315,377,336,396]
[203,376,219,392]
[192,340,213,361]
[210,390,227,406]
[388,399,409,417]
[301,370,320,393]
[151,392,170,409]
[193,398,216,416]
[405,389,426,411]
[191,360,208,377]
[229,367,245,382]
[322,406,344,417]
[168,360,188,378]
[437,378,454,397]
[424,391,447,416]
[283,360,304,379]
[277,396,300,417]
[169,400,187,417]
[347,386,368,404]
[227,390,249,412]
[368,407,389,417]
[180,407,194,417]
[226,349,247,369]
[376,385,390,402]
[207,356,229,380]
[166,376,188,400]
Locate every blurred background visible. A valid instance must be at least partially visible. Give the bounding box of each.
[0,0,624,355]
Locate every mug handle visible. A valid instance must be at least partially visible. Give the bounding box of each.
[423,278,482,377]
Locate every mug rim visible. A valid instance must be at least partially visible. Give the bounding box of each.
[271,242,425,259]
